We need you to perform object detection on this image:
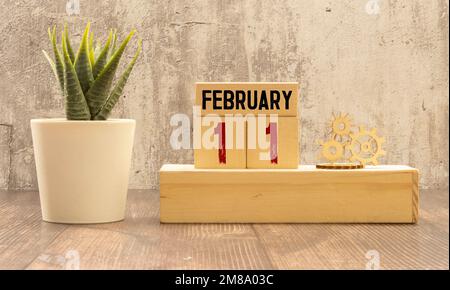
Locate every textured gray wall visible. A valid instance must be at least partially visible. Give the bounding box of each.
[0,0,448,190]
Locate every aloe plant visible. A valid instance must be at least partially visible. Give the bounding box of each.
[43,23,141,120]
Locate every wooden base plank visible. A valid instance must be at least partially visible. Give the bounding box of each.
[160,165,419,224]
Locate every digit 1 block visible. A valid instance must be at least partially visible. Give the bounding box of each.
[246,116,299,169]
[194,116,247,169]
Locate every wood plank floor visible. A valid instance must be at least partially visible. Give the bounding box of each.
[0,189,448,270]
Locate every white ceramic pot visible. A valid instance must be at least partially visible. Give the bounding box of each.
[31,118,136,224]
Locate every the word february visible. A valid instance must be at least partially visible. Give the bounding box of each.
[201,90,293,111]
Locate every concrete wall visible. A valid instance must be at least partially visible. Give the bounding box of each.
[0,0,448,190]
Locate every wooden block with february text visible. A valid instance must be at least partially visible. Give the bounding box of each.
[160,165,420,223]
[194,116,247,169]
[247,116,299,169]
[195,82,298,116]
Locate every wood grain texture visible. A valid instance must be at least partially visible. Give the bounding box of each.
[157,223,273,269]
[26,226,161,270]
[0,189,447,270]
[0,190,67,269]
[160,165,419,223]
[253,188,448,270]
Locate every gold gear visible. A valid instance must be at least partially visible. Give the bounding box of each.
[319,139,344,163]
[349,126,386,165]
[331,113,352,138]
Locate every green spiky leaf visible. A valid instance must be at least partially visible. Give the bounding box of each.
[88,31,95,67]
[108,29,117,60]
[92,30,112,79]
[94,39,141,120]
[62,33,91,120]
[85,29,136,118]
[48,27,65,94]
[89,47,95,70]
[42,50,57,81]
[74,22,94,95]
[64,24,75,63]
[94,40,102,60]
[43,23,140,121]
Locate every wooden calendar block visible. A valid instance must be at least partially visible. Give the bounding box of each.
[194,116,247,169]
[195,82,298,116]
[160,165,420,224]
[246,116,299,169]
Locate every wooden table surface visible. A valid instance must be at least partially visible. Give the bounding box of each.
[0,189,448,270]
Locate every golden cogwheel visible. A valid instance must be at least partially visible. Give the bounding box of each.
[349,126,386,165]
[331,113,352,138]
[319,139,344,163]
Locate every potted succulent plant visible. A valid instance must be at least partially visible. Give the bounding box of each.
[31,23,141,224]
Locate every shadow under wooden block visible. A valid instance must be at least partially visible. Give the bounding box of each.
[160,165,419,224]
[194,116,246,169]
[247,116,299,169]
